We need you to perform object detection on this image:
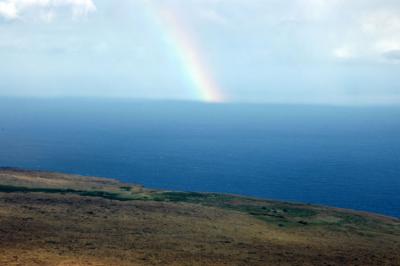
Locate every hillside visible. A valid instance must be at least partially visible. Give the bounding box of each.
[0,168,399,265]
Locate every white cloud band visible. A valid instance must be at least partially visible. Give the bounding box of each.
[0,0,96,20]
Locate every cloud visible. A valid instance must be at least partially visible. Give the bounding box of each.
[0,0,96,21]
[0,1,17,19]
[333,46,354,60]
[310,3,400,63]
[361,9,400,35]
[383,49,400,62]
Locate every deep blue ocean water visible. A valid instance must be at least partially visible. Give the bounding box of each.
[0,98,399,217]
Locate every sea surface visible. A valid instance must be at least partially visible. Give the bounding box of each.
[0,98,399,217]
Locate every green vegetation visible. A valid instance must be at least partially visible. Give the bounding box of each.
[0,185,133,201]
[1,184,398,232]
[0,185,77,194]
[148,192,399,232]
[149,192,319,227]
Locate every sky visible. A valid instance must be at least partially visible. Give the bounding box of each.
[0,0,400,104]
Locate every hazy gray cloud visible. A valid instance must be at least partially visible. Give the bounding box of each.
[383,50,400,62]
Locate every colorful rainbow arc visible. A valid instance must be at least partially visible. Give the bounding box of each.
[144,1,226,103]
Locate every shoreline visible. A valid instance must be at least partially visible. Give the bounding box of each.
[0,168,399,265]
[1,166,398,220]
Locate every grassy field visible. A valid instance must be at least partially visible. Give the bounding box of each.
[0,168,399,265]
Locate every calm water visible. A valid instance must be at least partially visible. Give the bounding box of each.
[1,98,399,217]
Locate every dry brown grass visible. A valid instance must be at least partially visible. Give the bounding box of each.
[0,168,399,265]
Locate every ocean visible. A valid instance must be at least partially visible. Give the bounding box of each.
[0,98,399,217]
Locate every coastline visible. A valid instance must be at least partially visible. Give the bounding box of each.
[0,168,399,265]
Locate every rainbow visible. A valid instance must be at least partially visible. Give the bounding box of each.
[144,1,226,103]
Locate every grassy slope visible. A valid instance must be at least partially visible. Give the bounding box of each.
[0,168,399,265]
